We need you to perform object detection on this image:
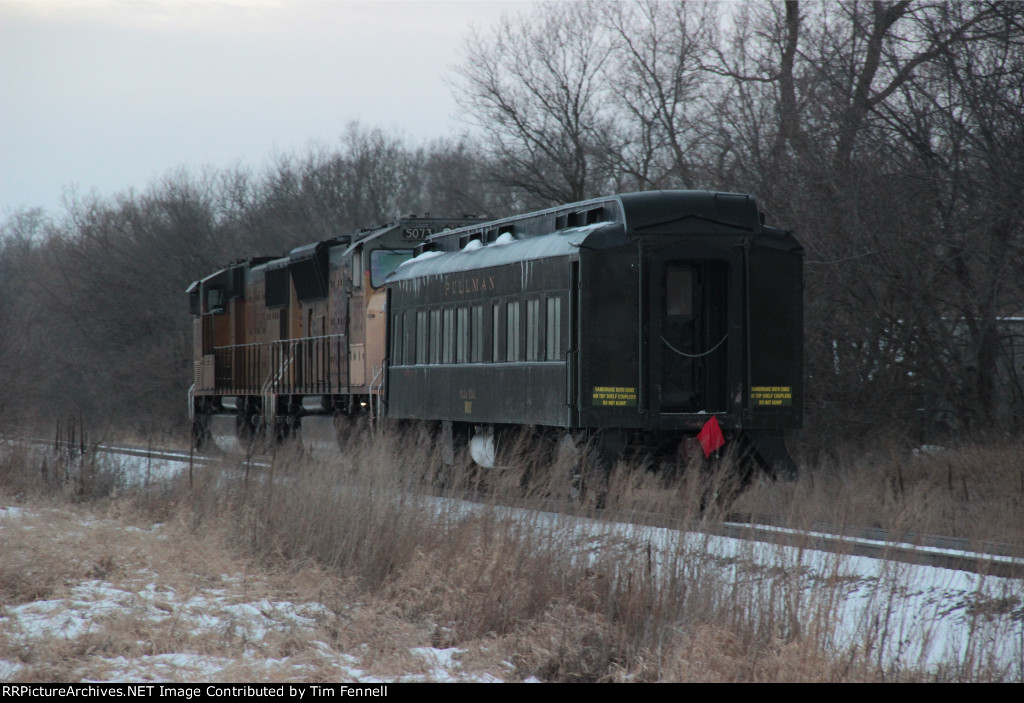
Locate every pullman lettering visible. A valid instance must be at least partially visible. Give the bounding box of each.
[443,275,497,297]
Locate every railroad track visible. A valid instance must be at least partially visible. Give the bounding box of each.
[11,435,219,466]
[564,500,1024,579]
[716,516,1024,579]
[9,435,1024,579]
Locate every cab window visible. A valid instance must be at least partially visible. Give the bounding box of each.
[370,249,414,288]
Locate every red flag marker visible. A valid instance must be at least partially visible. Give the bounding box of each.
[697,416,725,457]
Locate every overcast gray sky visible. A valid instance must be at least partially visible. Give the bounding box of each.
[0,0,530,215]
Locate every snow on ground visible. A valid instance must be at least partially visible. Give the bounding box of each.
[462,503,1024,677]
[2,447,1022,681]
[689,531,1023,674]
[0,503,511,683]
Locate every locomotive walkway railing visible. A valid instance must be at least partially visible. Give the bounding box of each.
[213,334,349,396]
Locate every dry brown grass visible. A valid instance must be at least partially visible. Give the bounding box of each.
[2,426,1022,682]
[733,442,1024,545]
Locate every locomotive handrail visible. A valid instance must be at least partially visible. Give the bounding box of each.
[369,363,385,431]
[263,342,296,393]
[259,353,284,426]
[273,334,346,395]
[215,333,347,352]
[208,335,351,396]
[213,341,265,350]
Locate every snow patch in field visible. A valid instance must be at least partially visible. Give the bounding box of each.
[2,453,1022,681]
[0,659,25,679]
[0,501,519,681]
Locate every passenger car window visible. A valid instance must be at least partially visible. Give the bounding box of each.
[526,299,541,361]
[546,297,561,360]
[666,269,693,317]
[506,302,520,361]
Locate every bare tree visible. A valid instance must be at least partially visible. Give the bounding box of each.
[706,1,1022,438]
[889,2,1024,427]
[407,136,516,219]
[452,1,616,206]
[0,209,57,424]
[599,0,721,190]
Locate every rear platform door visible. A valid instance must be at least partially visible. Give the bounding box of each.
[649,246,733,415]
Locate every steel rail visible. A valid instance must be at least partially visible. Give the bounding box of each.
[7,435,1023,578]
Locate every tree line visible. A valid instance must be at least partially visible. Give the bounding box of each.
[2,1,1022,446]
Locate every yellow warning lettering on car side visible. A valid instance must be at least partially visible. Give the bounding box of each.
[592,386,638,407]
[751,386,792,406]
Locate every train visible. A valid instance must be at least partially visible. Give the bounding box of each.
[188,190,803,480]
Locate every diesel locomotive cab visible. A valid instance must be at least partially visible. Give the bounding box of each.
[188,215,488,455]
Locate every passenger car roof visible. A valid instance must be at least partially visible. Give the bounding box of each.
[387,222,612,282]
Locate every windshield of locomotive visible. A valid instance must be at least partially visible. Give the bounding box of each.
[370,249,414,288]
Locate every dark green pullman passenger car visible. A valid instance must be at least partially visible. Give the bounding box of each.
[386,190,803,476]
